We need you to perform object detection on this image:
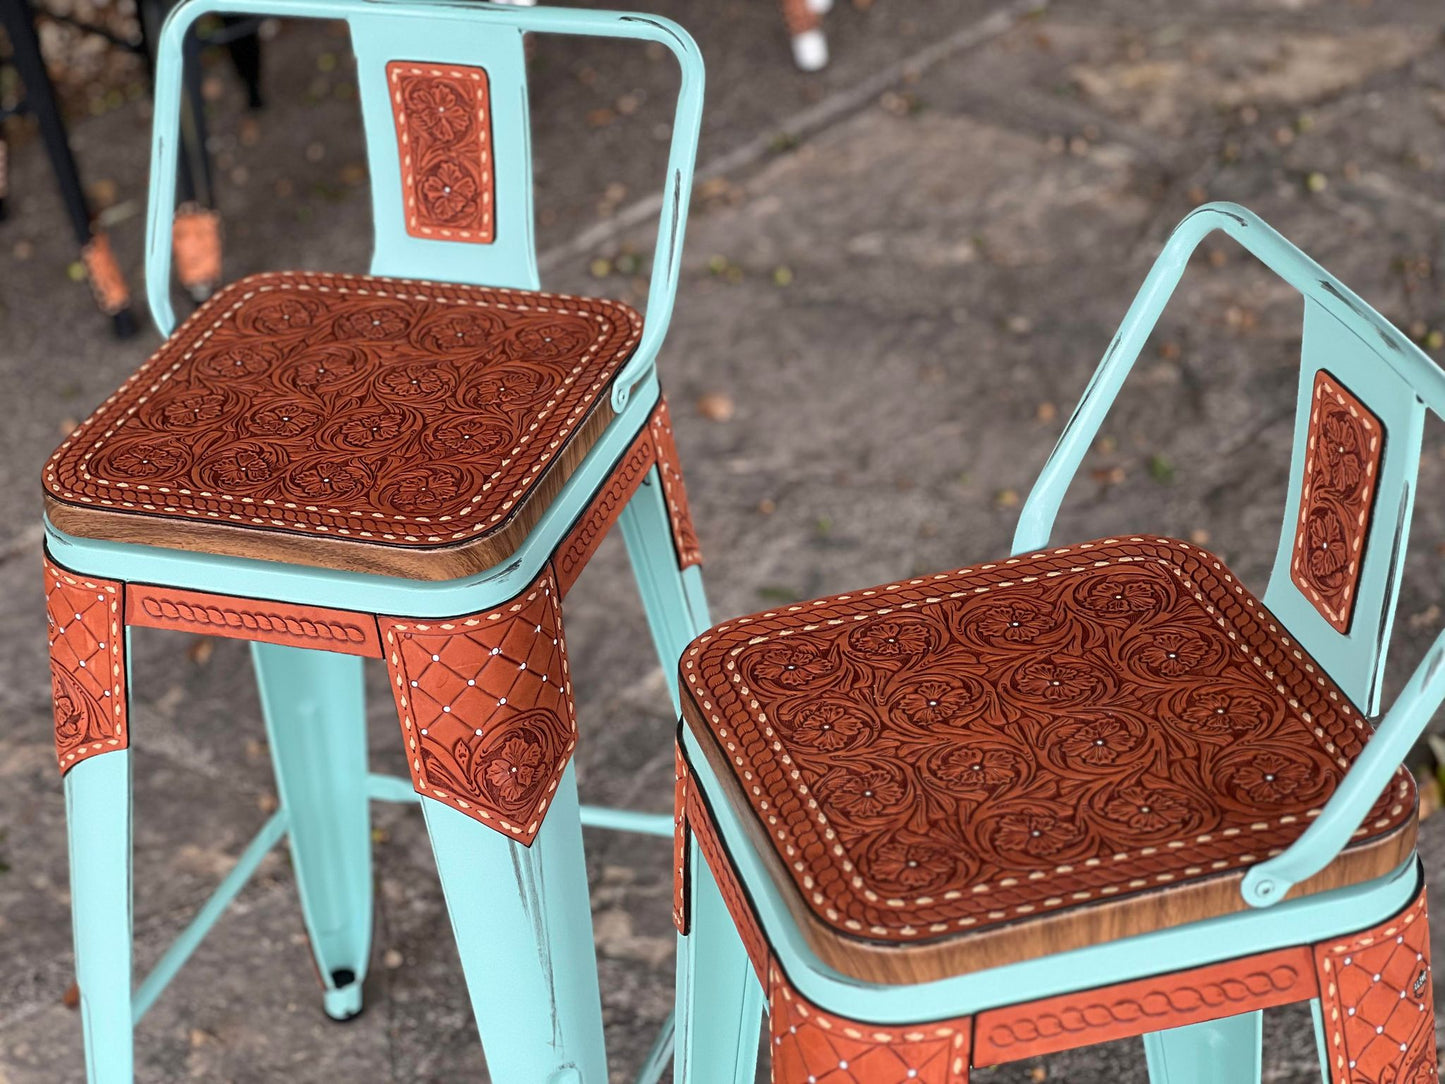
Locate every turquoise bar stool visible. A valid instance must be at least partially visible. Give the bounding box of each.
[40,2,712,1081]
[670,203,1445,1083]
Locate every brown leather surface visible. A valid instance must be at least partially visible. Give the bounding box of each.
[44,271,642,578]
[45,556,126,772]
[648,399,703,569]
[555,425,654,598]
[1290,371,1383,634]
[680,536,1415,980]
[973,945,1317,1066]
[172,204,223,291]
[80,232,129,315]
[126,583,382,658]
[770,962,972,1084]
[686,772,772,987]
[674,743,692,934]
[1315,881,1435,1083]
[381,567,576,843]
[388,61,495,244]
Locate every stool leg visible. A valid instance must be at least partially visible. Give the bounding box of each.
[252,643,372,1021]
[64,751,135,1083]
[780,0,828,70]
[619,466,706,711]
[1142,1012,1262,1083]
[421,765,607,1084]
[674,848,763,1084]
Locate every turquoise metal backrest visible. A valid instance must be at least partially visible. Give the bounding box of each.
[1014,203,1444,714]
[145,0,704,412]
[1013,203,1445,905]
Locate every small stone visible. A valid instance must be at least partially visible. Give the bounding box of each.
[257,792,279,814]
[382,948,404,969]
[1035,401,1057,423]
[1305,171,1328,193]
[757,498,777,516]
[994,488,1020,509]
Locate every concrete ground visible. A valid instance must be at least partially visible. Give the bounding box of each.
[5,0,1445,1079]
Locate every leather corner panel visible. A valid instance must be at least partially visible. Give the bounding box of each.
[770,962,972,1084]
[388,61,495,244]
[1290,371,1383,634]
[1314,882,1435,1084]
[382,568,576,844]
[45,557,126,773]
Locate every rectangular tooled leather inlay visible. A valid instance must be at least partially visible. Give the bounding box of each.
[1290,371,1383,633]
[127,584,382,657]
[972,946,1317,1066]
[388,61,495,244]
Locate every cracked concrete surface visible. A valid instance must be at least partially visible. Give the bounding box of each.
[4,0,1445,1080]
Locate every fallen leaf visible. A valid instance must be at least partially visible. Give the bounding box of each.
[62,982,80,1010]
[187,637,215,665]
[757,498,777,515]
[1035,401,1057,423]
[696,392,735,422]
[994,488,1020,509]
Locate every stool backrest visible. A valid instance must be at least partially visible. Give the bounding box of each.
[1015,203,1445,716]
[145,0,704,410]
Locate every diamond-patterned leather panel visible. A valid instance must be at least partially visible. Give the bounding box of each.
[382,568,575,843]
[45,271,641,549]
[1315,882,1436,1083]
[770,963,971,1084]
[1290,372,1382,634]
[680,536,1414,947]
[45,557,126,772]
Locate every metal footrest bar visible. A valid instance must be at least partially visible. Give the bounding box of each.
[366,771,674,837]
[633,1009,676,1084]
[132,808,288,1024]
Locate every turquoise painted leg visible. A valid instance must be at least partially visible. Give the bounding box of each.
[1310,999,1330,1083]
[64,750,134,1084]
[674,845,764,1084]
[1142,1011,1262,1084]
[251,642,372,1020]
[619,467,707,712]
[420,763,606,1084]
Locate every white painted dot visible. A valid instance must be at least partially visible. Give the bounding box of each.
[468,679,476,686]
[442,705,451,713]
[432,654,440,662]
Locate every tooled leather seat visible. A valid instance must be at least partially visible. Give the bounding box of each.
[678,536,1416,982]
[44,270,643,580]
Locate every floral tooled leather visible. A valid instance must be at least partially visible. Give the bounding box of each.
[973,946,1317,1066]
[681,536,1413,947]
[388,62,494,244]
[648,398,702,568]
[45,557,126,772]
[770,964,971,1084]
[382,568,575,843]
[126,583,382,658]
[1315,883,1436,1084]
[1291,372,1382,634]
[44,272,641,549]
